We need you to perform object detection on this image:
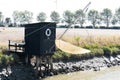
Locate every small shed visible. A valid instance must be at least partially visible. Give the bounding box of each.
[24,22,56,55]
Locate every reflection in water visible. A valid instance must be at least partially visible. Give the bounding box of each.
[44,66,120,80]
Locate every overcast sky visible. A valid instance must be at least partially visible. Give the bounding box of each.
[0,0,120,22]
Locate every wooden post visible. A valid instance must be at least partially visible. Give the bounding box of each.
[34,56,39,77]
[50,55,53,71]
[46,56,49,75]
[25,54,31,65]
[34,55,53,77]
[15,43,17,52]
[8,40,10,50]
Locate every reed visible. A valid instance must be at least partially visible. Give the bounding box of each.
[53,35,120,61]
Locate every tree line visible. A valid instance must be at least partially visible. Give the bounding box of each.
[0,7,120,28]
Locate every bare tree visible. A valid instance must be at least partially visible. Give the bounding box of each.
[63,10,74,26]
[88,10,100,28]
[0,12,4,26]
[12,11,20,26]
[101,8,112,27]
[50,11,60,23]
[5,17,11,26]
[37,12,47,22]
[22,10,33,24]
[74,9,85,27]
[111,16,118,25]
[12,10,33,25]
[114,7,120,24]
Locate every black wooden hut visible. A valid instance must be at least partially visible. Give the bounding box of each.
[24,22,56,55]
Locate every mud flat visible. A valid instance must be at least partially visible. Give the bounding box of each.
[44,65,120,80]
[42,55,120,80]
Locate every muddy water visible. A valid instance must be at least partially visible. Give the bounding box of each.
[43,66,120,80]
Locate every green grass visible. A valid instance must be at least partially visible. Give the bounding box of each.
[74,36,81,46]
[53,44,120,61]
[1,35,120,62]
[53,49,71,61]
[0,51,19,65]
[100,46,120,56]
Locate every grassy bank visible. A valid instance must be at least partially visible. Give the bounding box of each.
[0,50,19,66]
[53,45,120,61]
[53,36,120,61]
[0,34,120,62]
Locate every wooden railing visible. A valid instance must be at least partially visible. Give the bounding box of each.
[8,40,25,53]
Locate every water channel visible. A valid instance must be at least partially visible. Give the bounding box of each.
[44,66,120,80]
